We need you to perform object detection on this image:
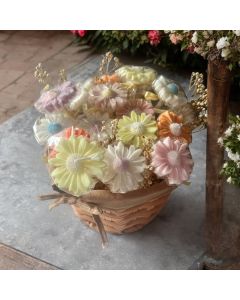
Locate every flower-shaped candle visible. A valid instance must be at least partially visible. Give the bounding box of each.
[33,114,73,145]
[77,109,110,141]
[157,111,192,143]
[151,137,193,185]
[69,78,94,112]
[115,66,157,86]
[48,134,105,196]
[88,83,127,114]
[152,75,187,109]
[116,98,154,117]
[117,111,157,147]
[171,103,196,125]
[35,81,76,113]
[102,142,146,193]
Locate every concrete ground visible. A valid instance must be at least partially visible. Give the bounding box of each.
[0,30,92,123]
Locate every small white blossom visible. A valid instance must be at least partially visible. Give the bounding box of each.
[191,32,198,44]
[237,162,240,168]
[227,150,240,162]
[216,37,230,49]
[238,134,240,141]
[223,162,228,168]
[221,48,231,58]
[233,30,240,36]
[218,137,224,146]
[225,127,233,136]
[203,31,209,39]
[194,47,203,54]
[207,40,215,48]
[227,177,232,184]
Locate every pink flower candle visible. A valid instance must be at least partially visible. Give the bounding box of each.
[151,137,194,185]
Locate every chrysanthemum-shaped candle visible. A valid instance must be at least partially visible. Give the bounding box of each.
[117,111,157,147]
[115,66,157,86]
[78,109,110,141]
[172,103,196,125]
[35,81,76,113]
[152,75,187,109]
[33,113,74,145]
[102,142,146,193]
[88,83,127,114]
[69,78,94,112]
[116,98,154,117]
[151,137,193,185]
[157,111,192,143]
[48,135,105,196]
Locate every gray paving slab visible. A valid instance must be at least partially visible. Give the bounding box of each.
[0,56,208,269]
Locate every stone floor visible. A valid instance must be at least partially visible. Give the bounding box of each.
[0,30,93,123]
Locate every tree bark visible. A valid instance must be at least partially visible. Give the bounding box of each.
[206,59,231,258]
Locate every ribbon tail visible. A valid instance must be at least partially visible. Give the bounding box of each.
[92,214,108,248]
[39,194,61,200]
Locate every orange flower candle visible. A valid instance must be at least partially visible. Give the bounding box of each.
[157,111,192,144]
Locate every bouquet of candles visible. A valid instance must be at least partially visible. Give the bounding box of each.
[33,53,206,244]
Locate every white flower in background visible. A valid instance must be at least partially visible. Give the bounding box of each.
[227,150,240,162]
[152,75,187,109]
[191,32,198,44]
[217,137,224,146]
[238,134,240,141]
[237,162,240,168]
[33,114,73,145]
[221,48,231,59]
[102,141,146,193]
[207,40,215,48]
[216,37,230,49]
[233,30,240,36]
[225,127,233,136]
[194,47,203,54]
[202,31,209,39]
[223,162,228,168]
[227,177,233,184]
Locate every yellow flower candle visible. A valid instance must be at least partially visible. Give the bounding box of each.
[48,135,105,196]
[117,111,157,147]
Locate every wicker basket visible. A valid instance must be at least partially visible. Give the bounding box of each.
[71,180,175,235]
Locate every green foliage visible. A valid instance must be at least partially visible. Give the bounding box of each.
[221,160,240,186]
[220,115,240,187]
[73,30,207,71]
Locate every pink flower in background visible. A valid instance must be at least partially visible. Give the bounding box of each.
[70,30,87,37]
[151,137,193,185]
[148,30,161,46]
[187,45,195,53]
[77,30,87,37]
[169,33,183,45]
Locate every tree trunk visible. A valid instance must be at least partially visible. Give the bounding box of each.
[206,59,231,259]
